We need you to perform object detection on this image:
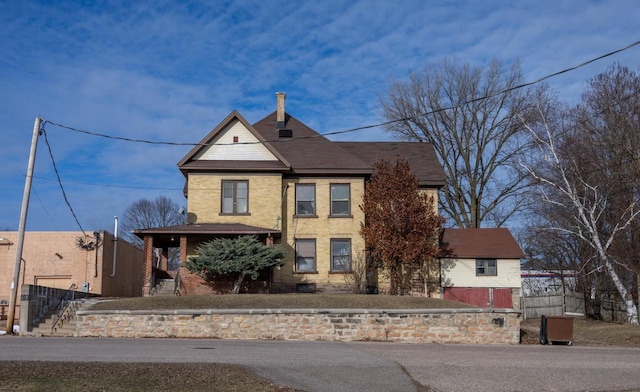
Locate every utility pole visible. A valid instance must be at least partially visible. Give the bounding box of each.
[5,117,42,334]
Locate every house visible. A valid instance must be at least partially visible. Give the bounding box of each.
[135,94,526,299]
[440,228,524,308]
[135,93,445,295]
[0,231,144,317]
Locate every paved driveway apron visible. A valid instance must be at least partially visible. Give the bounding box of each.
[0,337,419,392]
[353,342,640,392]
[2,337,640,391]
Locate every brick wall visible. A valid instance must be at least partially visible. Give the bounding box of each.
[76,308,521,344]
[177,267,270,295]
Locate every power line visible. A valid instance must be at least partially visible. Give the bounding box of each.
[33,40,640,209]
[41,39,640,147]
[33,175,183,191]
[531,90,640,174]
[41,128,87,235]
[32,186,60,230]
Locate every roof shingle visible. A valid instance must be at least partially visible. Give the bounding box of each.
[441,228,525,259]
[178,108,445,185]
[337,141,445,187]
[252,112,373,174]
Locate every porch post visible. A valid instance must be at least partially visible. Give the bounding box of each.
[180,235,187,263]
[142,235,154,296]
[160,248,168,271]
[177,235,189,295]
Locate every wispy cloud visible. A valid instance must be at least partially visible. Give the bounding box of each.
[1,0,638,231]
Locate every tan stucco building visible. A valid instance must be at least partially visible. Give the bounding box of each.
[0,231,144,305]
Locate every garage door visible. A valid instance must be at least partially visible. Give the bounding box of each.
[443,287,513,308]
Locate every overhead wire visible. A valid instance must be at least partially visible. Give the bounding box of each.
[32,186,60,230]
[33,175,183,191]
[34,40,640,229]
[41,127,87,235]
[531,90,640,175]
[41,39,640,148]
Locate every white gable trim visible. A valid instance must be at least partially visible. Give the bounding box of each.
[194,119,278,161]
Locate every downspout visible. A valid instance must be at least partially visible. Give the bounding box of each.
[94,231,102,278]
[273,184,289,230]
[94,243,99,278]
[111,216,118,277]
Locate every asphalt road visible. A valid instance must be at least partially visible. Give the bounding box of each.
[1,337,639,392]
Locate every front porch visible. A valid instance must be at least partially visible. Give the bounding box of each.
[134,223,281,296]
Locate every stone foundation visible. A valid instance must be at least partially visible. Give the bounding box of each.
[76,308,521,344]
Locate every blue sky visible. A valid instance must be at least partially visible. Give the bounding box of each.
[1,0,639,233]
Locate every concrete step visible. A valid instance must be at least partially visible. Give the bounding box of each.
[152,279,178,296]
[30,299,94,337]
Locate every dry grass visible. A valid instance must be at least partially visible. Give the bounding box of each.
[520,318,640,347]
[4,298,640,390]
[0,362,300,392]
[2,294,462,391]
[88,293,471,311]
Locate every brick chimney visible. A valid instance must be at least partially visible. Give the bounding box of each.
[276,92,286,129]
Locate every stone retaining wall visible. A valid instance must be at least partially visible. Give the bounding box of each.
[77,308,521,344]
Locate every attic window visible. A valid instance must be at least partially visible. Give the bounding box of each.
[233,136,239,143]
[278,129,292,138]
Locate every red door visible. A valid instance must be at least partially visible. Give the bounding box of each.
[444,287,513,308]
[492,288,513,308]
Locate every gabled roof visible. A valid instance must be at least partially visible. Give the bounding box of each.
[337,141,445,187]
[177,110,291,176]
[441,228,525,259]
[252,111,373,175]
[178,106,445,182]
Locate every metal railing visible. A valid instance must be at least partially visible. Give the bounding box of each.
[174,272,181,295]
[50,284,77,333]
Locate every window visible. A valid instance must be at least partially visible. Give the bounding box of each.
[222,180,248,214]
[295,239,316,272]
[330,184,350,216]
[296,184,315,215]
[476,259,497,276]
[331,239,351,272]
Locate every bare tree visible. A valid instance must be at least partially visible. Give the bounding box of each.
[573,63,640,309]
[120,196,186,269]
[381,58,548,228]
[521,104,640,324]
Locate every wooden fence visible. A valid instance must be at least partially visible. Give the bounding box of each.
[521,292,584,320]
[521,292,633,322]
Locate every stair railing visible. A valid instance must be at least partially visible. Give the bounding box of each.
[174,272,181,296]
[50,284,77,333]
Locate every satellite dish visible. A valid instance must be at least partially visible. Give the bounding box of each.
[187,212,197,224]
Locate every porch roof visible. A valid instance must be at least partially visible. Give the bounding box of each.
[133,223,281,248]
